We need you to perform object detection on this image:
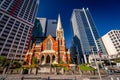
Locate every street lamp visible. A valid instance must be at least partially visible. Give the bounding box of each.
[91,46,102,80]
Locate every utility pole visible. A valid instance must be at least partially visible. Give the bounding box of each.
[91,46,102,80]
[76,47,81,75]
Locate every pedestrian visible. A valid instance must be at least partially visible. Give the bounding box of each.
[21,76,24,80]
[105,66,110,75]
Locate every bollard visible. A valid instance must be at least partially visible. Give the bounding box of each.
[110,77,113,80]
[48,76,50,80]
[75,76,76,80]
[117,77,120,80]
[21,76,24,80]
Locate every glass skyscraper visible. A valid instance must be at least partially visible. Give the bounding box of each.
[0,0,39,60]
[46,19,57,37]
[32,19,43,37]
[37,18,47,37]
[71,8,99,63]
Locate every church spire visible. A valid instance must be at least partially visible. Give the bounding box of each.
[56,14,64,40]
[57,14,62,30]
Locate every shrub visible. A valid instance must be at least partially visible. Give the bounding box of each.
[11,61,22,69]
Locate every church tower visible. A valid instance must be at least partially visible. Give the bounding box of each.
[56,14,66,63]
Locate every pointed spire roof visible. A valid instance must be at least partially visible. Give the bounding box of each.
[57,14,62,30]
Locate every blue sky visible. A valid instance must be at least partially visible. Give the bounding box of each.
[37,0,120,48]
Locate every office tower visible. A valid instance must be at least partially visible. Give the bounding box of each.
[37,18,46,36]
[0,0,39,60]
[97,38,108,55]
[101,30,120,56]
[46,19,57,37]
[32,19,43,37]
[71,8,99,63]
[35,18,57,37]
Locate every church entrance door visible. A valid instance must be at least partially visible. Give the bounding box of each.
[46,55,50,63]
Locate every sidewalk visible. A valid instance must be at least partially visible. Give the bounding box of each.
[0,74,120,80]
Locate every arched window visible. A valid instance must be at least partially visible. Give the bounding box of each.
[46,39,52,50]
[52,55,56,62]
[41,55,44,62]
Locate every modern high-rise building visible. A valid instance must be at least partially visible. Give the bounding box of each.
[0,0,39,60]
[37,18,47,36]
[101,30,120,56]
[97,38,108,55]
[35,18,57,37]
[46,19,57,37]
[32,19,43,37]
[71,8,99,63]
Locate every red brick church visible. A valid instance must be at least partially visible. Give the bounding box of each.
[24,15,71,65]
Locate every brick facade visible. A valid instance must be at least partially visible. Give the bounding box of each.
[24,35,71,65]
[24,15,71,65]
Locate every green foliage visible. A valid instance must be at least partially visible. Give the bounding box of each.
[51,64,57,67]
[114,58,120,63]
[30,64,36,68]
[63,67,67,71]
[79,64,95,71]
[32,57,37,65]
[0,56,6,67]
[3,61,9,68]
[0,56,23,69]
[59,59,64,64]
[68,60,73,64]
[22,64,37,69]
[12,61,22,68]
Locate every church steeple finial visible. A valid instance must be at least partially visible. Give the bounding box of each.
[57,14,62,30]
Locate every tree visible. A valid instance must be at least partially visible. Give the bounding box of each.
[3,61,9,68]
[32,57,37,65]
[12,61,22,69]
[0,56,6,67]
[59,58,64,64]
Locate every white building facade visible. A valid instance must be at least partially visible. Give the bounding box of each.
[102,30,120,56]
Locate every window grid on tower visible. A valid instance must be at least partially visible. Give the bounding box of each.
[1,0,11,10]
[18,0,28,18]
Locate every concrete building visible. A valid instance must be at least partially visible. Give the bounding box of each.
[89,30,120,63]
[0,0,39,60]
[70,8,99,63]
[101,30,120,57]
